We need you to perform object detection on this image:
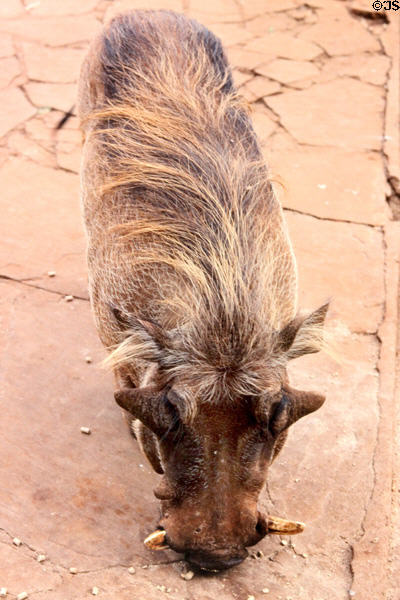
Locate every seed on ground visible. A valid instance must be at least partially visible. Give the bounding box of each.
[12,538,22,546]
[85,356,92,363]
[80,427,91,435]
[262,589,270,594]
[181,570,194,580]
[26,1,41,9]
[157,585,166,592]
[128,566,136,574]
[92,587,99,595]
[17,593,28,600]
[47,271,56,277]
[301,552,308,558]
[69,567,77,574]
[0,589,7,597]
[248,596,256,600]
[65,295,74,302]
[37,554,46,562]
[280,540,288,546]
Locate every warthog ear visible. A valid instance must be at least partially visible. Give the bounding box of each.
[111,305,166,349]
[270,385,326,435]
[107,304,173,367]
[114,387,176,437]
[278,303,329,361]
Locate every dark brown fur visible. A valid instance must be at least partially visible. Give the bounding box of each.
[78,10,328,571]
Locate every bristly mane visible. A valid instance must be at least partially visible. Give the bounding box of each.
[83,11,325,401]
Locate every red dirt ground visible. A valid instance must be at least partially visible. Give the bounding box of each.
[0,1,399,599]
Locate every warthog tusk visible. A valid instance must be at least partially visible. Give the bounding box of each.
[144,529,169,550]
[267,515,305,535]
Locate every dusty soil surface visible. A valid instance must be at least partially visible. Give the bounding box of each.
[1,1,399,599]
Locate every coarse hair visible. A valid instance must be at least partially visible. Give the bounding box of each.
[82,11,328,401]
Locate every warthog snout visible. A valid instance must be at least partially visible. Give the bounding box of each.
[151,509,269,572]
[184,513,268,571]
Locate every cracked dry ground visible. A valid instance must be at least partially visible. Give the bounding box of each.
[0,0,399,599]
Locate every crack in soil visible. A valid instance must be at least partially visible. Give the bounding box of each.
[347,24,393,576]
[378,29,399,221]
[358,13,393,524]
[0,526,68,584]
[0,525,182,581]
[0,274,89,301]
[359,228,387,543]
[282,206,384,228]
[345,540,356,597]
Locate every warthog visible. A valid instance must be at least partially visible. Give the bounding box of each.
[78,10,328,572]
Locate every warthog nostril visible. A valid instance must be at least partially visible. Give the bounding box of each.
[246,512,269,546]
[256,513,268,537]
[185,549,248,572]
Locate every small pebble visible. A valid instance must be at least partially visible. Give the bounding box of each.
[248,596,256,600]
[47,271,56,277]
[85,356,92,363]
[280,540,288,546]
[181,570,194,580]
[128,567,136,574]
[13,538,22,546]
[262,589,270,594]
[65,295,74,302]
[17,594,28,600]
[69,567,77,574]
[80,427,91,435]
[0,589,7,597]
[92,587,99,596]
[37,554,46,562]
[25,2,41,11]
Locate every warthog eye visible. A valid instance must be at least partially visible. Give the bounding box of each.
[255,386,325,439]
[161,391,182,435]
[269,393,291,436]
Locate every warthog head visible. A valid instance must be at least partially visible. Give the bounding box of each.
[114,304,328,571]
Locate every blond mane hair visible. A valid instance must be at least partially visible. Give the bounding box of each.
[81,11,327,401]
